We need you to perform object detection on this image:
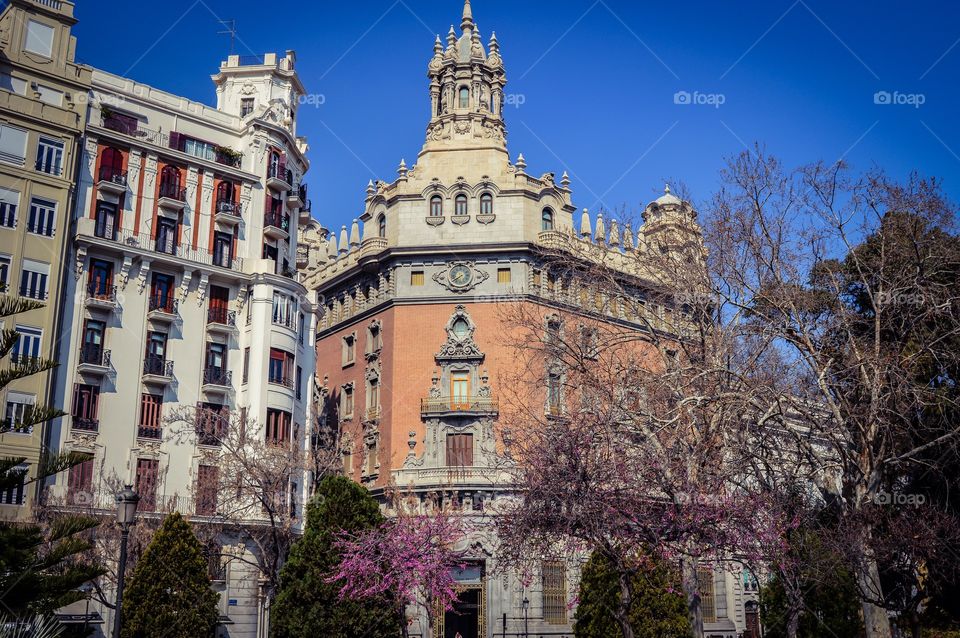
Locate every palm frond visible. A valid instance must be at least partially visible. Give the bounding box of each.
[0,329,18,359]
[0,614,64,638]
[0,295,46,319]
[0,360,60,392]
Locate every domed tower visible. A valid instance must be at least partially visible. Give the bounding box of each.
[422,0,508,165]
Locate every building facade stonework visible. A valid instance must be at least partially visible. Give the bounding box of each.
[302,2,759,637]
[46,52,318,637]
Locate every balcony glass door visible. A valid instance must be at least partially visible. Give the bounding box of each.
[155,217,178,254]
[82,320,105,364]
[89,259,113,297]
[451,373,470,410]
[94,202,117,239]
[150,273,174,312]
[145,332,167,375]
[213,231,233,268]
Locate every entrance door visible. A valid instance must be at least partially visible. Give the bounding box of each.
[444,588,480,638]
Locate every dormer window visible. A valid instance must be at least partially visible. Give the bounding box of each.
[542,208,554,231]
[455,194,468,216]
[377,214,386,238]
[480,193,493,215]
[459,87,469,109]
[430,195,443,217]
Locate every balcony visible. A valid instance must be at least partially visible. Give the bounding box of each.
[286,186,303,209]
[268,375,293,389]
[78,344,111,375]
[264,212,290,241]
[96,166,127,196]
[420,396,499,417]
[195,407,227,447]
[157,182,187,211]
[360,237,387,257]
[266,165,291,192]
[142,355,174,385]
[137,425,162,440]
[202,367,233,394]
[207,307,236,333]
[77,219,246,272]
[147,294,178,322]
[71,417,99,432]
[85,283,117,310]
[215,199,242,226]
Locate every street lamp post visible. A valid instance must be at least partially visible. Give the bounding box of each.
[522,597,529,638]
[112,485,139,638]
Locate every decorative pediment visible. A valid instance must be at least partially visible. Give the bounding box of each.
[435,305,485,363]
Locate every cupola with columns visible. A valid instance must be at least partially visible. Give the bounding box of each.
[422,0,508,159]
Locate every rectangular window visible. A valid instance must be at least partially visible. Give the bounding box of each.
[446,433,474,467]
[12,326,42,363]
[3,392,35,434]
[196,402,227,446]
[35,84,63,107]
[81,319,105,366]
[88,259,114,298]
[149,273,175,312]
[367,377,379,412]
[0,124,27,166]
[154,217,178,255]
[0,254,10,288]
[410,271,424,286]
[297,312,305,345]
[71,383,100,431]
[19,260,48,299]
[266,408,291,445]
[269,348,293,386]
[366,441,377,475]
[67,455,94,504]
[0,464,27,505]
[212,231,233,268]
[135,458,159,512]
[272,291,294,327]
[94,201,117,239]
[698,567,717,623]
[0,187,19,228]
[547,372,562,415]
[296,365,303,401]
[0,72,26,95]
[451,373,470,409]
[35,138,63,175]
[24,19,54,57]
[341,386,354,418]
[497,267,511,284]
[26,198,55,236]
[196,465,218,516]
[242,347,250,384]
[240,98,255,117]
[342,334,355,366]
[139,393,162,439]
[543,562,568,624]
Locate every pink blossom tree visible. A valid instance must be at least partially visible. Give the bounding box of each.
[328,500,467,638]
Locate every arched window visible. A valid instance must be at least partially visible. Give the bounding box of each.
[100,147,123,181]
[377,214,386,238]
[216,180,234,205]
[480,193,493,215]
[159,165,181,197]
[459,87,469,109]
[429,195,443,217]
[455,194,468,216]
[541,207,554,231]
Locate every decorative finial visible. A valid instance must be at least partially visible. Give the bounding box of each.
[462,0,474,31]
[447,25,457,47]
[580,209,591,237]
[338,225,348,255]
[595,212,606,244]
[434,34,443,53]
[609,219,620,247]
[350,219,361,247]
[489,31,499,51]
[623,223,635,251]
[665,183,671,195]
[560,171,570,189]
[398,158,408,179]
[515,153,526,172]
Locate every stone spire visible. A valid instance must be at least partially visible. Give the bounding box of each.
[350,219,361,248]
[461,0,474,32]
[580,209,591,238]
[338,226,348,255]
[595,212,606,244]
[609,219,620,247]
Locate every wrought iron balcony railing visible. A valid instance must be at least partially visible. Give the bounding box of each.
[143,355,173,378]
[420,396,499,414]
[79,344,110,367]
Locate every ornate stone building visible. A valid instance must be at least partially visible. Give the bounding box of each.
[302,2,759,637]
[47,51,318,637]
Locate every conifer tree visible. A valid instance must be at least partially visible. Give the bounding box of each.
[270,475,402,638]
[574,550,691,638]
[120,512,219,638]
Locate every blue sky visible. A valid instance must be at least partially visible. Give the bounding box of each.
[72,0,960,231]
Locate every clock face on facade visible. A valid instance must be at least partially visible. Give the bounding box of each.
[449,265,473,288]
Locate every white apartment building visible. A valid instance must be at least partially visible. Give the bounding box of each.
[47,51,318,637]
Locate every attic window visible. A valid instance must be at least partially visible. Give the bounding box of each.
[459,87,469,109]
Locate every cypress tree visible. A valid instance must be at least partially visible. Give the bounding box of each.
[270,476,402,638]
[120,512,219,638]
[574,550,691,638]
